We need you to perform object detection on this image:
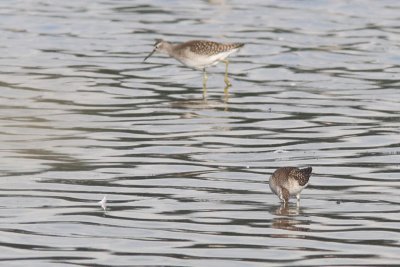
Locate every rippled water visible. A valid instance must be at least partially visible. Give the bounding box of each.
[1,1,400,266]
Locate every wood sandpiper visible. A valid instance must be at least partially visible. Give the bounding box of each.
[269,167,312,205]
[143,39,244,95]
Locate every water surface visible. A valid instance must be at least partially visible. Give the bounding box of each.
[1,1,400,266]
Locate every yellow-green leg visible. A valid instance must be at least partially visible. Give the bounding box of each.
[202,68,208,99]
[223,60,232,87]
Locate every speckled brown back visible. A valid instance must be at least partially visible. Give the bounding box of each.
[179,40,244,56]
[289,167,312,186]
[271,166,312,186]
[271,167,294,182]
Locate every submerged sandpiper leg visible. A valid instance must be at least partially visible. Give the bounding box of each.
[296,193,301,206]
[223,85,230,99]
[202,68,208,99]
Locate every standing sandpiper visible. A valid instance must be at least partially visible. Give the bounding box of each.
[143,39,244,95]
[269,167,312,205]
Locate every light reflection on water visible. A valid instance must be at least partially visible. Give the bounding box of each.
[0,1,400,266]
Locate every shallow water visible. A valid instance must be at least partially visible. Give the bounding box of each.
[1,1,400,266]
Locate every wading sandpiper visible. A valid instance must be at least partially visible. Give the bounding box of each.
[143,39,244,95]
[269,167,312,205]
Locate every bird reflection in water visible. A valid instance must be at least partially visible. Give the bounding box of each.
[271,203,310,232]
[169,96,230,111]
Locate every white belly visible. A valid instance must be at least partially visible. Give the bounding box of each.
[287,179,308,196]
[174,49,239,69]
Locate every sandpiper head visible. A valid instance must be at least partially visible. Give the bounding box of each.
[143,39,170,61]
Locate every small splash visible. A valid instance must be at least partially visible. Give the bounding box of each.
[273,149,287,153]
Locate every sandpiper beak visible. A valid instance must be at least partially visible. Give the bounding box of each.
[143,49,156,62]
